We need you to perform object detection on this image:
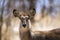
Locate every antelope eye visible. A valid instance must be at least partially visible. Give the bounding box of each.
[21,17,25,20]
[25,17,29,20]
[27,17,29,19]
[19,17,24,20]
[25,16,29,19]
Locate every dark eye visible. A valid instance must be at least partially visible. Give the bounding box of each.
[19,17,24,20]
[27,18,29,19]
[26,17,29,20]
[21,17,25,20]
[25,16,29,19]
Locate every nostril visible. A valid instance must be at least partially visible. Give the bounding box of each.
[22,24,26,28]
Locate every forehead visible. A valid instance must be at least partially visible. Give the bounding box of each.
[19,11,29,16]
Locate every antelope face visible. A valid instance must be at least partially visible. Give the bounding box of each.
[19,12,29,28]
[13,8,36,28]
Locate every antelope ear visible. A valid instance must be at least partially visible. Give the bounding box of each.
[30,8,36,16]
[13,9,19,17]
[29,8,36,19]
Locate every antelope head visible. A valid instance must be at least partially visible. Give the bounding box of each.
[13,8,36,28]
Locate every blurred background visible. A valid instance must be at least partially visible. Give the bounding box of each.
[0,0,60,40]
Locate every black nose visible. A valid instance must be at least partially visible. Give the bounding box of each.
[22,24,26,28]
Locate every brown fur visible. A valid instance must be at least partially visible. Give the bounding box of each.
[31,28,60,40]
[19,27,31,40]
[13,8,36,40]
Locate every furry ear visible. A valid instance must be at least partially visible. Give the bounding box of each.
[13,9,19,17]
[30,8,36,16]
[29,8,36,19]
